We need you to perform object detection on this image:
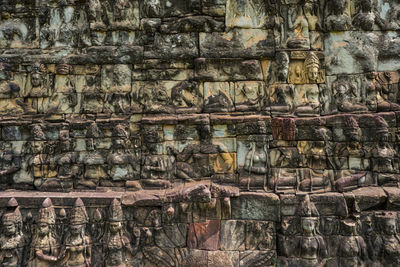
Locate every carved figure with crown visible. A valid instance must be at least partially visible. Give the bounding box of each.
[371,116,399,186]
[279,195,328,267]
[334,117,369,192]
[58,198,91,267]
[106,124,140,187]
[0,198,25,267]
[28,198,60,267]
[103,199,139,267]
[373,212,400,266]
[25,61,53,114]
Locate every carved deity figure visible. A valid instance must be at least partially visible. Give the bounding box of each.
[142,127,174,188]
[80,122,106,188]
[373,212,400,266]
[279,195,328,266]
[112,0,138,29]
[334,117,368,192]
[299,128,333,193]
[286,5,309,49]
[366,72,400,112]
[332,77,368,113]
[352,0,384,31]
[0,198,24,267]
[88,0,106,29]
[58,6,79,47]
[103,199,139,267]
[371,117,398,186]
[295,195,327,266]
[0,142,21,189]
[58,198,91,267]
[241,135,270,190]
[168,124,234,182]
[25,61,52,114]
[28,125,58,190]
[141,83,174,114]
[304,52,322,84]
[325,0,351,31]
[0,64,26,115]
[269,52,295,115]
[171,81,202,113]
[106,125,139,186]
[235,82,264,112]
[28,198,60,267]
[48,63,77,114]
[304,1,320,31]
[337,219,368,266]
[226,0,266,28]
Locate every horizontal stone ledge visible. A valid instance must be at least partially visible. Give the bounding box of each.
[0,184,397,213]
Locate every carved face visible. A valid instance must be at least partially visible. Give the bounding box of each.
[38,222,50,236]
[31,73,42,87]
[384,219,397,235]
[112,137,126,149]
[109,222,122,233]
[32,141,45,154]
[307,66,319,82]
[301,218,316,234]
[277,53,289,82]
[379,131,389,142]
[360,0,373,11]
[333,0,347,13]
[70,224,84,235]
[3,222,16,236]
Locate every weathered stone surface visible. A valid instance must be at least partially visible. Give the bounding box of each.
[1,0,400,266]
[199,29,275,58]
[187,219,220,250]
[231,192,280,221]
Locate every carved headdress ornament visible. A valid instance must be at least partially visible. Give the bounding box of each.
[375,211,397,221]
[109,198,123,222]
[32,124,46,141]
[86,122,101,138]
[113,124,129,138]
[31,61,46,74]
[375,116,389,134]
[304,52,320,69]
[37,198,56,225]
[345,116,359,130]
[2,198,22,224]
[70,198,89,225]
[297,194,319,219]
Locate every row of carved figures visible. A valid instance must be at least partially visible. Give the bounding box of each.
[0,197,137,267]
[1,195,400,267]
[278,195,400,267]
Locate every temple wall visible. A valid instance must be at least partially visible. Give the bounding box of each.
[0,0,400,266]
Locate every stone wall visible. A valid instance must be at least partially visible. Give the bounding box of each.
[0,0,400,266]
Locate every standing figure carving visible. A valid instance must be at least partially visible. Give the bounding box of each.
[371,116,398,186]
[373,212,400,266]
[337,219,368,266]
[294,195,327,267]
[103,199,139,267]
[58,198,91,267]
[334,117,368,192]
[0,198,24,267]
[107,125,139,186]
[28,198,59,267]
[325,0,351,31]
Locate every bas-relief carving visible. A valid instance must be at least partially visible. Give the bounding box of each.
[278,195,328,267]
[28,198,59,267]
[226,0,268,29]
[0,198,24,267]
[1,0,400,265]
